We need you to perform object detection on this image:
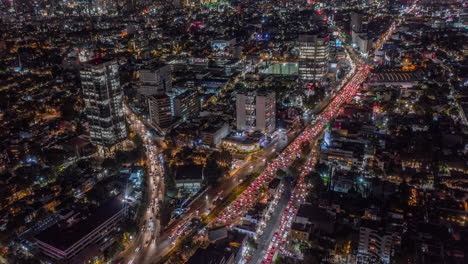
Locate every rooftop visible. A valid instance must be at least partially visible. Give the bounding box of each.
[35,198,125,251]
[187,230,246,264]
[175,165,204,181]
[297,204,334,223]
[85,58,113,66]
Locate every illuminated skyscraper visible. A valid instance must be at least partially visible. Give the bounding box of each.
[298,34,330,81]
[80,59,127,147]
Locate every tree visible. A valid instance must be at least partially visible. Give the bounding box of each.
[276,169,288,179]
[165,166,176,191]
[163,148,174,160]
[179,236,195,256]
[208,59,217,68]
[315,162,328,177]
[307,172,323,187]
[77,158,94,170]
[130,134,146,160]
[104,241,123,260]
[306,172,326,198]
[159,200,174,227]
[75,121,86,135]
[204,161,224,186]
[209,150,233,169]
[60,164,82,182]
[247,238,258,250]
[203,150,233,186]
[397,181,411,205]
[302,248,323,264]
[102,158,118,171]
[115,150,141,164]
[304,95,317,110]
[290,157,306,176]
[415,95,433,115]
[86,183,109,203]
[43,148,68,167]
[122,219,139,235]
[131,133,144,149]
[301,141,312,156]
[60,98,77,121]
[382,101,396,113]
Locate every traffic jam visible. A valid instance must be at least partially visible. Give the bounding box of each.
[259,2,419,262]
[214,63,370,230]
[260,67,371,264]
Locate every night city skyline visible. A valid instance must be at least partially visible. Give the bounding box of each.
[0,0,467,264]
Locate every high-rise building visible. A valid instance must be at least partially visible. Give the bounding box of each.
[81,59,127,147]
[351,11,363,33]
[173,90,200,121]
[298,34,330,81]
[148,94,173,129]
[357,221,401,264]
[138,64,172,96]
[351,11,369,47]
[236,90,276,133]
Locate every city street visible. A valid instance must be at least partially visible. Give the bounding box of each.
[249,181,292,264]
[120,3,417,264]
[255,66,370,264]
[257,2,420,263]
[129,125,294,264]
[120,53,304,264]
[121,105,165,264]
[1,1,461,264]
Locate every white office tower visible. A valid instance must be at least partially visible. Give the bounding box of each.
[81,59,127,147]
[236,90,276,134]
[357,224,400,264]
[298,34,330,81]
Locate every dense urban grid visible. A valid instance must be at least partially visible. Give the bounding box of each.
[0,0,467,264]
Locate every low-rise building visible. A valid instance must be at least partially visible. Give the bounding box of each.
[221,136,261,153]
[201,121,230,148]
[174,165,204,192]
[291,204,335,242]
[34,198,127,263]
[357,220,401,264]
[186,230,247,264]
[320,148,362,170]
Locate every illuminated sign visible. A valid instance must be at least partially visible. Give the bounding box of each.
[255,34,270,41]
